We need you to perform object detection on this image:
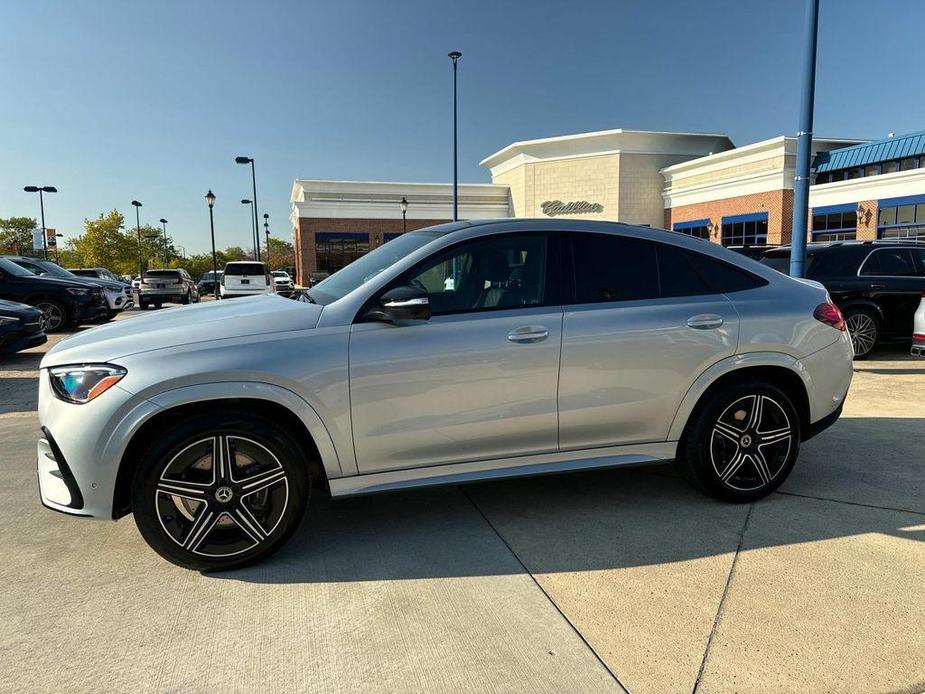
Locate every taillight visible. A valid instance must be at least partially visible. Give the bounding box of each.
[140,276,148,285]
[913,334,925,344]
[814,302,846,331]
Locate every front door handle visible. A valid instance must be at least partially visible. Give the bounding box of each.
[687,314,724,330]
[868,283,886,290]
[508,325,549,343]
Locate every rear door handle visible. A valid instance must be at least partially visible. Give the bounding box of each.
[868,283,886,289]
[687,314,724,330]
[508,325,549,343]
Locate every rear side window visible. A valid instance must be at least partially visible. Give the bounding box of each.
[684,251,761,293]
[571,234,659,302]
[805,249,860,278]
[859,248,917,276]
[225,263,266,276]
[759,255,791,274]
[657,244,711,297]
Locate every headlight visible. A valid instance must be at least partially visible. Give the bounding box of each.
[0,316,19,326]
[48,365,127,404]
[65,287,90,296]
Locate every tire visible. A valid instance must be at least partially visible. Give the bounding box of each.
[139,299,150,310]
[181,290,191,305]
[32,299,69,333]
[132,411,310,571]
[843,307,879,360]
[154,302,163,309]
[675,380,801,502]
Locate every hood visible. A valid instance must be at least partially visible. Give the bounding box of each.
[28,275,99,289]
[41,295,324,367]
[0,299,41,317]
[74,276,126,290]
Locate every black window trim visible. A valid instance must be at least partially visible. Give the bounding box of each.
[561,232,766,308]
[354,230,563,323]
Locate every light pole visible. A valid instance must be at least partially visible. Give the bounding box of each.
[789,0,820,278]
[241,199,257,260]
[235,156,260,261]
[206,190,219,299]
[448,51,461,222]
[23,185,57,260]
[263,213,270,267]
[131,200,143,276]
[400,196,408,234]
[159,218,169,265]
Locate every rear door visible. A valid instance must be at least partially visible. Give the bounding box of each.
[858,248,924,336]
[558,233,740,449]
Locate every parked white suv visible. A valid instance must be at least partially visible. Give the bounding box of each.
[221,261,274,298]
[35,220,854,570]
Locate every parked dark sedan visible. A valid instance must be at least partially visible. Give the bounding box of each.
[0,258,108,332]
[0,299,47,354]
[761,241,925,358]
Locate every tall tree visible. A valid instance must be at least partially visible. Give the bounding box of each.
[0,216,38,255]
[265,237,295,271]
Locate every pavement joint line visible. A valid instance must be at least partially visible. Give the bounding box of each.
[774,490,925,517]
[460,486,630,694]
[691,502,753,694]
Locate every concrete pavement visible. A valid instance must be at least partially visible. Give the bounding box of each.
[0,310,922,693]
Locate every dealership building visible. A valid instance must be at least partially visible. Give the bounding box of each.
[291,128,925,284]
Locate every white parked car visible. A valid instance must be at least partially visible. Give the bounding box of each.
[220,261,274,298]
[912,292,925,357]
[271,270,295,292]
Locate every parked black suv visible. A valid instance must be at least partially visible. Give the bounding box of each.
[0,257,108,332]
[761,241,925,358]
[0,299,47,354]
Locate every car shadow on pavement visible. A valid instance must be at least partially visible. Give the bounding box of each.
[0,377,39,415]
[0,352,44,373]
[215,415,924,585]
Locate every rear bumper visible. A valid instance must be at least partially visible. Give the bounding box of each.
[797,333,854,433]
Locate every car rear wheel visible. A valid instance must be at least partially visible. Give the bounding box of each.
[132,411,310,571]
[676,381,800,502]
[181,290,191,305]
[843,307,879,360]
[32,299,68,332]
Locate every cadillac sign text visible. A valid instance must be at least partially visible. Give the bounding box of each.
[541,200,604,217]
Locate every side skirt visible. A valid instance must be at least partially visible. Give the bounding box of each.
[328,441,678,497]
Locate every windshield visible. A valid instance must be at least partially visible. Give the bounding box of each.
[200,271,222,281]
[68,268,96,277]
[272,271,288,277]
[35,261,78,279]
[0,258,40,278]
[308,231,443,305]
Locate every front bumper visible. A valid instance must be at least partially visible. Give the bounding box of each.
[37,369,161,518]
[0,329,47,354]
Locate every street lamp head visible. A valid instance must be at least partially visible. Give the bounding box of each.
[42,186,57,193]
[400,196,409,213]
[24,185,39,193]
[159,218,167,224]
[235,156,253,165]
[263,212,269,220]
[131,200,142,208]
[241,199,252,205]
[448,51,462,62]
[205,190,215,209]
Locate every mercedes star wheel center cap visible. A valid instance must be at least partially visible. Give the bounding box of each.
[215,486,234,503]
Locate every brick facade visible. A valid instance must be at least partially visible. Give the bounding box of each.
[665,190,794,245]
[856,200,878,240]
[294,217,447,285]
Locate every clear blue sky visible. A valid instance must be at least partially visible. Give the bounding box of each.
[1,0,922,255]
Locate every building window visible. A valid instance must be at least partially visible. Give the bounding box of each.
[877,195,925,240]
[721,213,768,247]
[811,206,857,242]
[882,161,901,174]
[814,157,924,183]
[673,219,711,240]
[864,164,882,177]
[315,232,369,273]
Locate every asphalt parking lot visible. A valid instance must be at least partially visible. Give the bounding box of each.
[1,307,923,693]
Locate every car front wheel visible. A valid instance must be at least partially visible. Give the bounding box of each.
[132,411,310,571]
[676,381,800,502]
[32,299,68,332]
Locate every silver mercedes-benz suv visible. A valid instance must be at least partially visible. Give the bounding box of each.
[36,220,853,570]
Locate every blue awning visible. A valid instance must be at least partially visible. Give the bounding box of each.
[813,131,925,172]
[722,212,768,224]
[673,218,710,230]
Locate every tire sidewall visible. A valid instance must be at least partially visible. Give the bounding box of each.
[680,381,801,502]
[132,411,310,571]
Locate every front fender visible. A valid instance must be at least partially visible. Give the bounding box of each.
[140,381,344,480]
[666,351,808,441]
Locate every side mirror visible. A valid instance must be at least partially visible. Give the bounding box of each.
[368,285,431,322]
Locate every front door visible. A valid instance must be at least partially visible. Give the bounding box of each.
[349,232,563,473]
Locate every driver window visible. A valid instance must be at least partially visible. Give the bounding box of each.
[407,234,548,315]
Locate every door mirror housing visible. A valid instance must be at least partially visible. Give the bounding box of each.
[367,285,431,322]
